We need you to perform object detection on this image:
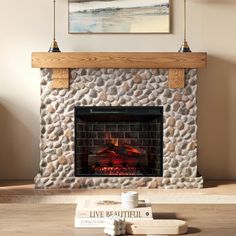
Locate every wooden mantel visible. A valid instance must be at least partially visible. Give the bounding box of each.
[32,52,207,89]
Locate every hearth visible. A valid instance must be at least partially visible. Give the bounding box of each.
[75,107,163,177]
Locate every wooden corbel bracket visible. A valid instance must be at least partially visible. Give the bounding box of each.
[168,69,185,89]
[51,68,69,89]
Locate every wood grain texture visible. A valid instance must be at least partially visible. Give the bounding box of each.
[0,204,235,236]
[168,69,185,89]
[126,219,188,235]
[32,52,207,69]
[52,68,69,89]
[1,180,236,204]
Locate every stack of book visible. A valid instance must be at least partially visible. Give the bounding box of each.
[74,199,153,228]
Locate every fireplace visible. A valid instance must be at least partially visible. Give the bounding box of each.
[75,107,163,177]
[35,67,204,189]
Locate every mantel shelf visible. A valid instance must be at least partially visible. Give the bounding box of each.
[32,52,207,69]
[31,52,207,89]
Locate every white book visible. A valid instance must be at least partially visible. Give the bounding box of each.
[75,199,153,219]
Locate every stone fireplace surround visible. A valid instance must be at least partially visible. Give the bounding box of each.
[35,66,203,189]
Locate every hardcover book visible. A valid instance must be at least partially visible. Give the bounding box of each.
[75,200,153,219]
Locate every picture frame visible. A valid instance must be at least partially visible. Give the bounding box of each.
[68,0,170,34]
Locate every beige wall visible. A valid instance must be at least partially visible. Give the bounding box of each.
[0,0,236,180]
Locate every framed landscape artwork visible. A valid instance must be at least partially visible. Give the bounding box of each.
[68,0,170,33]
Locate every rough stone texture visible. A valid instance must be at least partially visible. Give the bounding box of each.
[35,68,203,189]
[34,175,203,189]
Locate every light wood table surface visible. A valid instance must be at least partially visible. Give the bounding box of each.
[1,181,236,204]
[0,204,235,236]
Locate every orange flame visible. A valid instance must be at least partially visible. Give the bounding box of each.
[105,132,119,146]
[111,138,119,147]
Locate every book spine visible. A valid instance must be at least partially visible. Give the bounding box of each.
[75,210,152,218]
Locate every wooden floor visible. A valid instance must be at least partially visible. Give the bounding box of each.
[0,181,236,235]
[0,180,236,203]
[0,204,235,236]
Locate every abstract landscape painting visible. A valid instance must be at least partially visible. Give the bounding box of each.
[69,0,170,33]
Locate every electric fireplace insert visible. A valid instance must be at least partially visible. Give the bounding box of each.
[74,107,163,177]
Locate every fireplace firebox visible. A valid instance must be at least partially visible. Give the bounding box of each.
[75,107,163,177]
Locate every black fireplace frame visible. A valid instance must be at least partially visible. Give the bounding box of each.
[74,106,163,177]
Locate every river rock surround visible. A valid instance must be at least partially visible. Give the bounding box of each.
[35,68,203,189]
